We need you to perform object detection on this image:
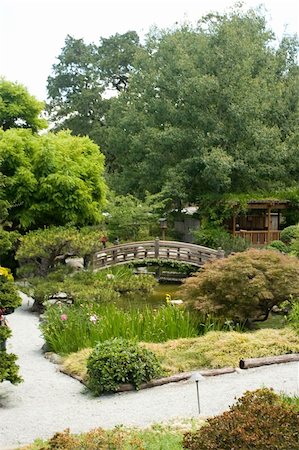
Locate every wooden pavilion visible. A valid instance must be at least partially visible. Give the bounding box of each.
[228,200,289,246]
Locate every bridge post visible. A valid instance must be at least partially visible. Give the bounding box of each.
[217,247,225,259]
[154,237,160,258]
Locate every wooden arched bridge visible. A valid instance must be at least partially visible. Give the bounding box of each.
[93,239,224,270]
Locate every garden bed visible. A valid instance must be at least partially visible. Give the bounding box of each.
[51,328,299,392]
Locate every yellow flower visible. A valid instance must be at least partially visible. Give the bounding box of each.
[0,266,14,281]
[165,294,171,304]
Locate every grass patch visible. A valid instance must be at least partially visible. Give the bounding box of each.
[255,313,288,330]
[280,393,299,411]
[61,327,299,380]
[17,418,204,450]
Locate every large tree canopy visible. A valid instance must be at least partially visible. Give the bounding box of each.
[0,129,107,230]
[47,8,299,206]
[46,31,140,141]
[0,78,47,132]
[103,10,299,203]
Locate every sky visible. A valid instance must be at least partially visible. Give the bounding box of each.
[0,0,298,101]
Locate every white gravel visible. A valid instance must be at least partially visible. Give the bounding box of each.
[1,293,299,449]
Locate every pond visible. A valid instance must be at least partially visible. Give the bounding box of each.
[117,282,182,309]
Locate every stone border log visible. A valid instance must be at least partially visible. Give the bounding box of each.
[239,353,299,369]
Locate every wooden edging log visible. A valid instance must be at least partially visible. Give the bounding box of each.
[239,353,299,369]
[57,365,236,392]
[114,368,235,392]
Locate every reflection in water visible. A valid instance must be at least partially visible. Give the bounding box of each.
[117,283,181,309]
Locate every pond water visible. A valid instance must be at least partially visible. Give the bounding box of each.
[116,283,182,309]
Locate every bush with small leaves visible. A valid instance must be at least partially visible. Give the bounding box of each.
[183,388,299,450]
[180,249,299,323]
[193,225,249,255]
[266,239,289,253]
[0,266,22,384]
[280,224,299,244]
[87,338,163,394]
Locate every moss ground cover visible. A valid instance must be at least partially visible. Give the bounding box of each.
[61,327,299,380]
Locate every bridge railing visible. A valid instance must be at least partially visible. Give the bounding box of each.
[93,239,224,270]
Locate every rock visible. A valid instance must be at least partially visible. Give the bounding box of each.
[169,299,184,305]
[65,257,84,270]
[44,352,63,365]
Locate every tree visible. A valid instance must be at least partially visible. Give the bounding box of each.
[46,32,140,141]
[179,249,299,323]
[102,8,299,202]
[0,266,22,384]
[0,129,107,230]
[0,78,47,132]
[104,192,166,241]
[16,226,106,277]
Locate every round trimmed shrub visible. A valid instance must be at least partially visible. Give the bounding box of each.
[86,338,163,394]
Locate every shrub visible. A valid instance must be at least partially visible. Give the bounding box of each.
[193,226,249,255]
[280,224,299,244]
[288,300,299,333]
[0,266,22,384]
[179,249,299,323]
[86,338,163,394]
[266,239,289,253]
[183,388,299,450]
[25,266,157,311]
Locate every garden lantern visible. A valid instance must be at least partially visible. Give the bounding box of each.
[189,372,205,414]
[159,218,167,240]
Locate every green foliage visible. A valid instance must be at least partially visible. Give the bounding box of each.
[280,224,299,244]
[105,192,166,241]
[102,9,299,203]
[266,239,290,253]
[46,32,140,141]
[0,227,20,271]
[280,394,299,412]
[46,8,299,205]
[180,249,299,322]
[0,266,22,384]
[24,265,156,309]
[131,259,196,275]
[0,351,22,384]
[0,129,107,230]
[86,338,163,394]
[16,226,107,277]
[193,225,250,255]
[288,300,299,334]
[183,388,299,450]
[0,78,47,132]
[41,302,200,354]
[16,226,80,277]
[0,267,22,310]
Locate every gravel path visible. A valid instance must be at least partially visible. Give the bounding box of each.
[1,294,299,449]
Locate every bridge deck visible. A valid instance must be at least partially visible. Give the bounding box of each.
[93,239,224,270]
